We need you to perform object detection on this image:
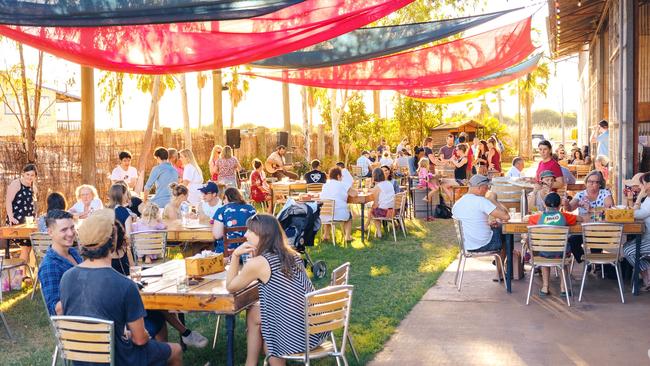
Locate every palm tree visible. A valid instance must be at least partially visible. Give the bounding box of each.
[98,72,125,129]
[196,72,207,128]
[224,66,250,128]
[511,61,550,158]
[131,74,176,131]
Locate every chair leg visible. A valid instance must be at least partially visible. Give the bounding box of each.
[614,263,625,304]
[391,221,397,242]
[457,256,467,291]
[331,224,337,246]
[51,346,58,366]
[526,265,535,305]
[212,315,221,349]
[347,333,360,363]
[497,255,506,289]
[601,264,605,279]
[0,310,12,339]
[560,266,571,307]
[454,254,463,285]
[400,217,407,237]
[578,262,589,302]
[263,355,270,366]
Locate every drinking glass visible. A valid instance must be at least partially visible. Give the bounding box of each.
[25,216,34,225]
[176,277,189,293]
[130,266,142,282]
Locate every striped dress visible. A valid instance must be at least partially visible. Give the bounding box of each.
[259,253,327,357]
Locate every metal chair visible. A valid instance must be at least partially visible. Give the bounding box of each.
[0,256,14,339]
[525,225,572,306]
[264,285,354,366]
[130,231,167,268]
[30,232,52,300]
[579,223,625,303]
[453,219,506,292]
[330,263,359,363]
[50,315,114,366]
[319,199,343,245]
[306,183,324,193]
[212,225,248,349]
[367,192,407,242]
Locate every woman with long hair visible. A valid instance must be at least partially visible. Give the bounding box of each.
[216,145,242,188]
[208,145,223,181]
[474,140,489,175]
[106,183,135,274]
[226,213,327,366]
[5,163,38,261]
[487,137,501,173]
[569,149,585,165]
[162,183,189,221]
[249,159,271,212]
[211,187,256,253]
[179,148,204,205]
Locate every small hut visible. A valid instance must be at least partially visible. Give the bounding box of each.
[429,120,485,148]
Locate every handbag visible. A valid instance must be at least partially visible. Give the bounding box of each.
[434,194,453,219]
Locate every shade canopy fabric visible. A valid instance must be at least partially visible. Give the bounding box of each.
[249,18,534,90]
[0,0,307,26]
[253,8,518,69]
[0,0,413,74]
[401,53,542,99]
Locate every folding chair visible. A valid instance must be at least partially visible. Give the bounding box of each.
[330,263,359,363]
[0,256,14,339]
[319,200,343,245]
[30,232,52,300]
[264,285,354,366]
[579,223,625,303]
[526,225,572,306]
[130,231,167,268]
[453,219,506,292]
[50,315,114,366]
[367,192,407,241]
[272,185,291,214]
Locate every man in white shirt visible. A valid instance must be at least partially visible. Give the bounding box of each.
[505,157,525,179]
[198,182,222,221]
[452,174,510,279]
[355,151,372,177]
[336,162,354,190]
[110,151,138,189]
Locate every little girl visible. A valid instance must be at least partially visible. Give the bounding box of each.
[417,158,439,202]
[163,183,190,220]
[132,201,166,264]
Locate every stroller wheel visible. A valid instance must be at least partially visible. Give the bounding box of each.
[312,261,328,279]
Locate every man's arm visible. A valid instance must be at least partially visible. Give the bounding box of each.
[590,126,599,143]
[485,192,510,220]
[127,318,150,346]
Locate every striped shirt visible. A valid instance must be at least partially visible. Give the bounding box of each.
[259,253,327,357]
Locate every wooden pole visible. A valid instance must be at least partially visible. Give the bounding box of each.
[212,70,224,145]
[80,66,96,186]
[135,75,161,193]
[180,74,192,150]
[282,82,291,147]
[373,90,381,117]
[301,87,310,161]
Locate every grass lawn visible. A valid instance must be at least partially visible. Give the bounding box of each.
[0,218,457,365]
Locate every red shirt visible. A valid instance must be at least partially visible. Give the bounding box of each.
[465,144,474,172]
[536,159,563,181]
[528,212,578,226]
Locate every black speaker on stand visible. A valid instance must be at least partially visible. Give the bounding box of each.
[226,129,241,149]
[276,131,289,148]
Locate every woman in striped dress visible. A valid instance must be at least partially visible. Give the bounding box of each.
[226,213,327,366]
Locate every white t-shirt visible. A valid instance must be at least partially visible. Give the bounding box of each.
[183,164,204,205]
[505,166,522,179]
[379,157,393,167]
[376,181,395,209]
[110,165,138,182]
[202,200,222,220]
[451,193,497,250]
[320,180,350,221]
[356,156,372,176]
[341,169,354,190]
[69,198,104,215]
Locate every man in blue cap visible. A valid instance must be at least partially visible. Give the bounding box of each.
[198,181,222,222]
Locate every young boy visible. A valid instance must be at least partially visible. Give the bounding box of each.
[527,192,581,296]
[304,159,327,184]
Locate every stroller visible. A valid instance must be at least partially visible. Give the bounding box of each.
[277,198,328,278]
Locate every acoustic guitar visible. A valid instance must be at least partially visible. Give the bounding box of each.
[265,159,300,174]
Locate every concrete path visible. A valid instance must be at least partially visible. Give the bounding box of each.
[369,256,650,365]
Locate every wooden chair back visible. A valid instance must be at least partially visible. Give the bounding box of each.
[304,285,353,361]
[575,165,592,178]
[350,165,362,177]
[30,232,52,263]
[527,225,570,265]
[394,192,407,217]
[306,183,324,193]
[581,223,624,262]
[50,315,114,366]
[330,262,350,286]
[319,199,335,223]
[273,184,291,200]
[130,231,167,266]
[224,226,248,258]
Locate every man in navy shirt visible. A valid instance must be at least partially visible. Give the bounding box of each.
[304,159,327,184]
[38,210,82,315]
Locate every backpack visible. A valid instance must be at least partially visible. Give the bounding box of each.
[434,194,453,219]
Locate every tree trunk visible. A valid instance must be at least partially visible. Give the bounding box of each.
[525,90,533,159]
[154,103,160,131]
[212,70,224,145]
[517,83,522,156]
[230,100,235,128]
[197,85,202,128]
[330,89,339,160]
[497,88,503,124]
[301,87,310,161]
[282,82,291,147]
[373,90,381,117]
[18,44,34,163]
[80,66,96,186]
[136,76,161,193]
[180,74,192,150]
[118,96,123,129]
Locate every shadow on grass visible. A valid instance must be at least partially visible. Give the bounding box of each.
[0,218,458,365]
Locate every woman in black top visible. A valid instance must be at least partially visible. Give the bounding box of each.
[451,144,469,183]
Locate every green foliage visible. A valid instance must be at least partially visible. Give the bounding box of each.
[392,95,442,146]
[532,109,577,129]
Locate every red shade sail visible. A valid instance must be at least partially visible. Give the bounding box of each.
[249,17,534,90]
[0,0,413,74]
[400,53,542,98]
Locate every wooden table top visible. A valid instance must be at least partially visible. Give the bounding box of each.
[502,220,645,234]
[139,260,258,314]
[0,223,37,240]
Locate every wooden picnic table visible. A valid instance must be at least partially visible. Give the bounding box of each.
[502,220,645,296]
[140,260,258,366]
[269,180,308,209]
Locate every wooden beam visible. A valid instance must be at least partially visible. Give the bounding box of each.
[282,82,291,147]
[80,66,96,186]
[212,70,224,145]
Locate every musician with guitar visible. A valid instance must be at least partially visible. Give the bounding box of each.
[265,145,299,180]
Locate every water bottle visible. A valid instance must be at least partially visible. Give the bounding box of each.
[520,189,528,216]
[180,201,190,226]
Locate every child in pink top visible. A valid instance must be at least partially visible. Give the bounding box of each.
[132,202,167,264]
[417,158,439,202]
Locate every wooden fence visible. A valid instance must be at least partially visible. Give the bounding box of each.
[0,129,334,216]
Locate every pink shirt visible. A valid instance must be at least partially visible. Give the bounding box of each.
[536,159,563,182]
